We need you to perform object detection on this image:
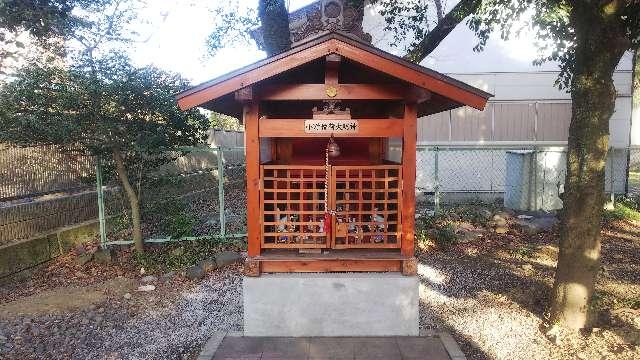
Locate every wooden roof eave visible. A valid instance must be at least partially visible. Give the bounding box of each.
[176,32,492,114]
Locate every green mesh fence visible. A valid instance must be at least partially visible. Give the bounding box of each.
[97,147,246,247]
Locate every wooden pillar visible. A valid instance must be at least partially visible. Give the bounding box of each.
[244,102,261,258]
[401,102,417,274]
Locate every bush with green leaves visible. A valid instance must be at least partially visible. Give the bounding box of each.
[603,202,640,224]
[0,53,209,252]
[416,213,458,249]
[144,198,196,240]
[512,244,537,259]
[134,239,225,273]
[433,223,458,247]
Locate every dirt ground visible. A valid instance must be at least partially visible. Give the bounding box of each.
[0,205,638,359]
[415,205,640,360]
[0,245,243,360]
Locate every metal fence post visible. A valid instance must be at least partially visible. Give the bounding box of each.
[216,147,226,238]
[624,146,631,195]
[434,147,440,214]
[532,147,538,211]
[609,147,615,206]
[96,156,107,249]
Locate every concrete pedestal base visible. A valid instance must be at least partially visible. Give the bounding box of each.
[243,273,418,337]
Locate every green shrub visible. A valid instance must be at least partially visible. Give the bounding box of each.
[591,291,640,312]
[145,198,196,239]
[417,213,439,230]
[416,212,459,249]
[617,195,640,211]
[107,212,132,233]
[512,244,536,258]
[415,228,433,252]
[434,223,458,247]
[417,203,496,229]
[144,174,185,188]
[603,202,640,223]
[133,239,222,273]
[166,212,196,239]
[452,203,495,227]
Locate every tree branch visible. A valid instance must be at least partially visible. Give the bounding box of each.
[433,0,445,21]
[403,0,482,63]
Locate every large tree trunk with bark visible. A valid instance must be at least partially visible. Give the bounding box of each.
[548,6,629,330]
[112,148,144,253]
[259,0,291,56]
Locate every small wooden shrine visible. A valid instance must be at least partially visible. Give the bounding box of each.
[177,32,490,276]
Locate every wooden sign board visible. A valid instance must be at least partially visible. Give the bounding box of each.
[304,119,358,134]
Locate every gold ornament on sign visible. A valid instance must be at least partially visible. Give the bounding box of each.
[325,86,338,98]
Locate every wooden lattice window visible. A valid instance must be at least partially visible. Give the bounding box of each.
[261,165,328,248]
[331,166,402,249]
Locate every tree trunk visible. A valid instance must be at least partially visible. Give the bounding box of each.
[112,148,144,252]
[548,7,628,330]
[259,0,291,56]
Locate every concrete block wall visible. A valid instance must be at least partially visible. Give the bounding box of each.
[0,220,99,279]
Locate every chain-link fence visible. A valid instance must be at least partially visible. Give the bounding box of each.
[97,146,247,247]
[2,142,639,250]
[416,145,635,213]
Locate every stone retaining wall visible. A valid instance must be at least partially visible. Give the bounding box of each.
[0,220,100,278]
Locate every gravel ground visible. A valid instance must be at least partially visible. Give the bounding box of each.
[86,266,243,360]
[0,265,243,360]
[418,252,558,359]
[416,218,640,360]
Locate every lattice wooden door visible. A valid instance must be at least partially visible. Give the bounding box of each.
[260,165,329,248]
[260,165,402,249]
[331,166,403,249]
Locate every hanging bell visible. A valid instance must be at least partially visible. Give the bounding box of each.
[327,135,341,158]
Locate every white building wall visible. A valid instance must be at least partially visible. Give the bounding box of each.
[431,72,633,147]
[362,2,636,147]
[449,71,631,101]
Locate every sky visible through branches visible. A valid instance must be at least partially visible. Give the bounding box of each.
[121,0,314,84]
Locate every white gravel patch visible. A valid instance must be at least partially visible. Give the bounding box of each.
[86,267,242,360]
[418,255,556,360]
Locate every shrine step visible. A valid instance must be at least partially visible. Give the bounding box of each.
[243,273,419,336]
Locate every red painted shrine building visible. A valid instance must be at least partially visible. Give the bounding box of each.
[177,32,491,275]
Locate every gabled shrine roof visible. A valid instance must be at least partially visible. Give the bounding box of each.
[176,31,492,118]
